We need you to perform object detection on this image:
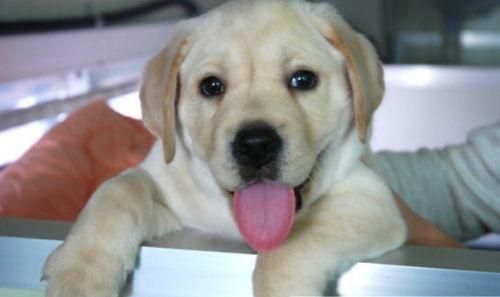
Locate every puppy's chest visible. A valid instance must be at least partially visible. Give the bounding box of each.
[167,182,242,240]
[141,145,242,240]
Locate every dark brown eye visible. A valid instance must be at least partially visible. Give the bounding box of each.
[288,70,318,90]
[200,76,225,97]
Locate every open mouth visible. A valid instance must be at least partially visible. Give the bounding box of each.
[228,182,304,212]
[227,148,323,252]
[293,184,304,211]
[228,177,310,252]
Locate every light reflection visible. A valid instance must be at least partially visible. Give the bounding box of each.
[337,263,379,296]
[56,113,67,122]
[461,30,500,49]
[108,91,141,119]
[399,66,435,88]
[0,119,56,166]
[15,96,38,109]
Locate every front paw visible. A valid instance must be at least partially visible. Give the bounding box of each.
[43,244,126,297]
[253,252,328,297]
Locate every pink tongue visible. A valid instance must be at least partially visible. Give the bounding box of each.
[234,181,295,251]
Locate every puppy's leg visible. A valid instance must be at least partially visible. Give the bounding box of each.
[43,168,181,297]
[253,166,407,297]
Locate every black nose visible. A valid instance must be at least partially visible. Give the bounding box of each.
[232,123,282,168]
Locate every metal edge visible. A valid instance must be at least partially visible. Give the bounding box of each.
[1,218,499,273]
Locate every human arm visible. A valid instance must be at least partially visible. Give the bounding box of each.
[370,121,500,242]
[394,193,463,247]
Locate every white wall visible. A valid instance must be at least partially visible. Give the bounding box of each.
[371,65,500,152]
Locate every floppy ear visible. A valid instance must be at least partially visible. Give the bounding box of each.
[140,24,192,163]
[329,31,384,142]
[307,3,385,142]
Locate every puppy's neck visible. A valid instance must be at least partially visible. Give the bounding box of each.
[305,128,365,203]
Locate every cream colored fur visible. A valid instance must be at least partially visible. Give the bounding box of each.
[43,1,406,296]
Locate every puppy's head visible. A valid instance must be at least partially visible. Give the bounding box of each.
[140,0,384,250]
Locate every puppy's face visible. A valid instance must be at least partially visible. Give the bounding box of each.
[178,4,352,196]
[141,0,384,250]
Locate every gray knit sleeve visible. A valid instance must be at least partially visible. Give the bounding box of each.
[370,121,500,241]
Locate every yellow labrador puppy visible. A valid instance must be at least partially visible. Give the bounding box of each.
[43,0,406,296]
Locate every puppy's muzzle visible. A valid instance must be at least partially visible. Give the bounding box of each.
[231,123,282,170]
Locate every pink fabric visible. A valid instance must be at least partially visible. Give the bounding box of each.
[0,101,155,221]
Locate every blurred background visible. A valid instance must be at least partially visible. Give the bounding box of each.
[2,0,500,64]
